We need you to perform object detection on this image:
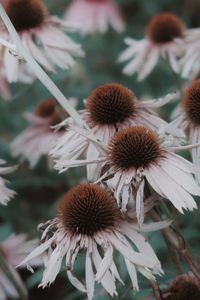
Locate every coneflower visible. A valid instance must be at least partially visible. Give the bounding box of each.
[50,83,181,180]
[19,183,167,300]
[62,126,200,223]
[11,98,77,168]
[119,13,185,80]
[65,0,125,35]
[0,0,84,82]
[174,79,200,182]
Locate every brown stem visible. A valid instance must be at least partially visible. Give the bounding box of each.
[149,209,200,282]
[150,281,162,300]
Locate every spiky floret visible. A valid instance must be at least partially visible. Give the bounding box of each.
[108,126,161,170]
[87,83,135,125]
[59,184,120,236]
[35,99,56,118]
[4,0,47,32]
[182,80,200,125]
[147,13,184,44]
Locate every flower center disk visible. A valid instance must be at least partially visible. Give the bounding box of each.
[87,83,135,125]
[147,13,184,44]
[182,80,200,125]
[59,184,119,236]
[166,281,200,300]
[109,126,161,170]
[4,0,47,32]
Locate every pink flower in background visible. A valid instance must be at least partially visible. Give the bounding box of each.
[0,233,41,299]
[119,13,185,81]
[11,99,67,168]
[65,0,125,35]
[0,0,84,83]
[0,159,17,206]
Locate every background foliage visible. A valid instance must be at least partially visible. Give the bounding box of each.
[0,0,200,299]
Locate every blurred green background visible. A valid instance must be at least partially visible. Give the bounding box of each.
[0,0,200,299]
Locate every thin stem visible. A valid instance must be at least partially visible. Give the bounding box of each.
[150,281,162,300]
[0,252,28,300]
[149,209,200,282]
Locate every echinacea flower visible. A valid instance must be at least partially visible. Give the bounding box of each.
[19,183,168,299]
[181,28,200,79]
[64,126,200,223]
[0,159,16,205]
[173,79,200,182]
[0,0,84,83]
[51,83,182,180]
[0,233,41,300]
[11,99,67,168]
[161,272,200,300]
[65,0,125,35]
[119,13,185,81]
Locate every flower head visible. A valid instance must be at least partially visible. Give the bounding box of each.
[173,79,200,182]
[119,13,185,80]
[108,127,161,170]
[11,99,67,168]
[4,0,47,32]
[64,126,200,223]
[1,0,84,82]
[51,83,181,180]
[65,0,125,35]
[146,13,184,45]
[162,273,200,300]
[0,159,17,205]
[19,183,166,299]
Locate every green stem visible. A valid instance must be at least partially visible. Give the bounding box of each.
[0,252,28,300]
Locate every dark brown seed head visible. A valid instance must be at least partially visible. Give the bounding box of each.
[87,83,135,125]
[50,111,62,127]
[35,99,56,118]
[182,80,200,125]
[166,280,200,300]
[4,0,47,32]
[108,126,161,170]
[59,184,120,236]
[147,13,184,44]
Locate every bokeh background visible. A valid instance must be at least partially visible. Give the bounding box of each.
[0,0,200,299]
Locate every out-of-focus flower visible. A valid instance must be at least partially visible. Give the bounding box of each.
[62,126,200,223]
[119,13,185,81]
[0,233,41,299]
[65,0,125,35]
[173,79,200,182]
[11,99,69,168]
[0,159,16,205]
[50,83,182,180]
[19,183,168,299]
[181,29,200,78]
[162,272,200,300]
[0,0,84,83]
